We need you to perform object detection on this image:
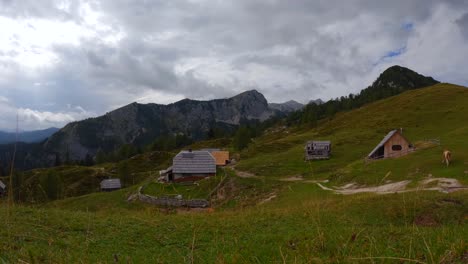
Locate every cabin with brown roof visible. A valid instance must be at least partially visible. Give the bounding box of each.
[368,129,414,159]
[202,148,230,166]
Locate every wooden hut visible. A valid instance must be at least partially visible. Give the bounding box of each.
[100,178,122,192]
[305,141,331,160]
[201,148,230,166]
[368,129,414,159]
[167,150,216,182]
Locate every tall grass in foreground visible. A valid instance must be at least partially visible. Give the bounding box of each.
[0,187,466,263]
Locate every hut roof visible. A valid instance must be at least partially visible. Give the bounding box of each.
[211,151,230,166]
[173,150,216,174]
[100,178,122,189]
[0,180,5,190]
[368,130,411,157]
[200,148,221,152]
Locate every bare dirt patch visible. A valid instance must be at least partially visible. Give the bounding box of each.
[279,175,304,182]
[419,178,467,193]
[304,179,329,184]
[333,181,411,195]
[231,167,260,178]
[258,193,277,205]
[316,177,468,195]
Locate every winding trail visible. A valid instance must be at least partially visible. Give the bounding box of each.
[315,177,468,195]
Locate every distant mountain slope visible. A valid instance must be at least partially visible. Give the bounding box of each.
[308,99,324,105]
[41,90,278,162]
[0,127,59,144]
[269,100,304,112]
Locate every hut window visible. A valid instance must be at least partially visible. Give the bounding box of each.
[392,145,402,151]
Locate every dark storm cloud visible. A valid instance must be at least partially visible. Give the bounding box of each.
[0,0,468,130]
[456,12,468,39]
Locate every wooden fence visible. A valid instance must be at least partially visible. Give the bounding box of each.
[138,194,210,208]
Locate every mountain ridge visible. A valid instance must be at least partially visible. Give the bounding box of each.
[0,127,59,144]
[39,90,278,163]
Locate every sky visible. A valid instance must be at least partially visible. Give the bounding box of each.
[1,0,468,131]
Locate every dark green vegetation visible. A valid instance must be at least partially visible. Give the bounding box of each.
[0,151,173,203]
[0,80,467,262]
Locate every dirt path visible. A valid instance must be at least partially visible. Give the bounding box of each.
[258,193,277,205]
[316,178,467,195]
[230,166,261,178]
[279,176,304,182]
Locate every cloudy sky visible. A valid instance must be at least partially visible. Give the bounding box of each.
[1,0,468,131]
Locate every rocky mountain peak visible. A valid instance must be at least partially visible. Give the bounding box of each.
[231,90,268,105]
[269,100,304,113]
[372,65,439,90]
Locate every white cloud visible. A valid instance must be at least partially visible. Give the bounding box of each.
[378,4,468,85]
[0,95,93,130]
[0,0,467,130]
[17,106,94,130]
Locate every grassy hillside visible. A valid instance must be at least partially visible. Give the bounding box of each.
[237,83,468,185]
[0,83,467,263]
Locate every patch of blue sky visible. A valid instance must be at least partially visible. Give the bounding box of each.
[402,22,414,31]
[373,46,407,66]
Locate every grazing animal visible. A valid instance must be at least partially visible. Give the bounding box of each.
[442,150,451,167]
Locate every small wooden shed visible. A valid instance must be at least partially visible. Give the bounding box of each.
[305,141,331,160]
[0,180,6,197]
[368,129,414,159]
[100,178,122,192]
[202,148,230,166]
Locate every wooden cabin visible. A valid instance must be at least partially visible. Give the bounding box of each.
[305,141,331,160]
[201,148,230,166]
[368,129,414,159]
[100,178,122,192]
[165,150,216,182]
[0,180,6,197]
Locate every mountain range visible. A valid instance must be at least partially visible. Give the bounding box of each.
[42,90,279,162]
[0,65,440,170]
[0,128,59,144]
